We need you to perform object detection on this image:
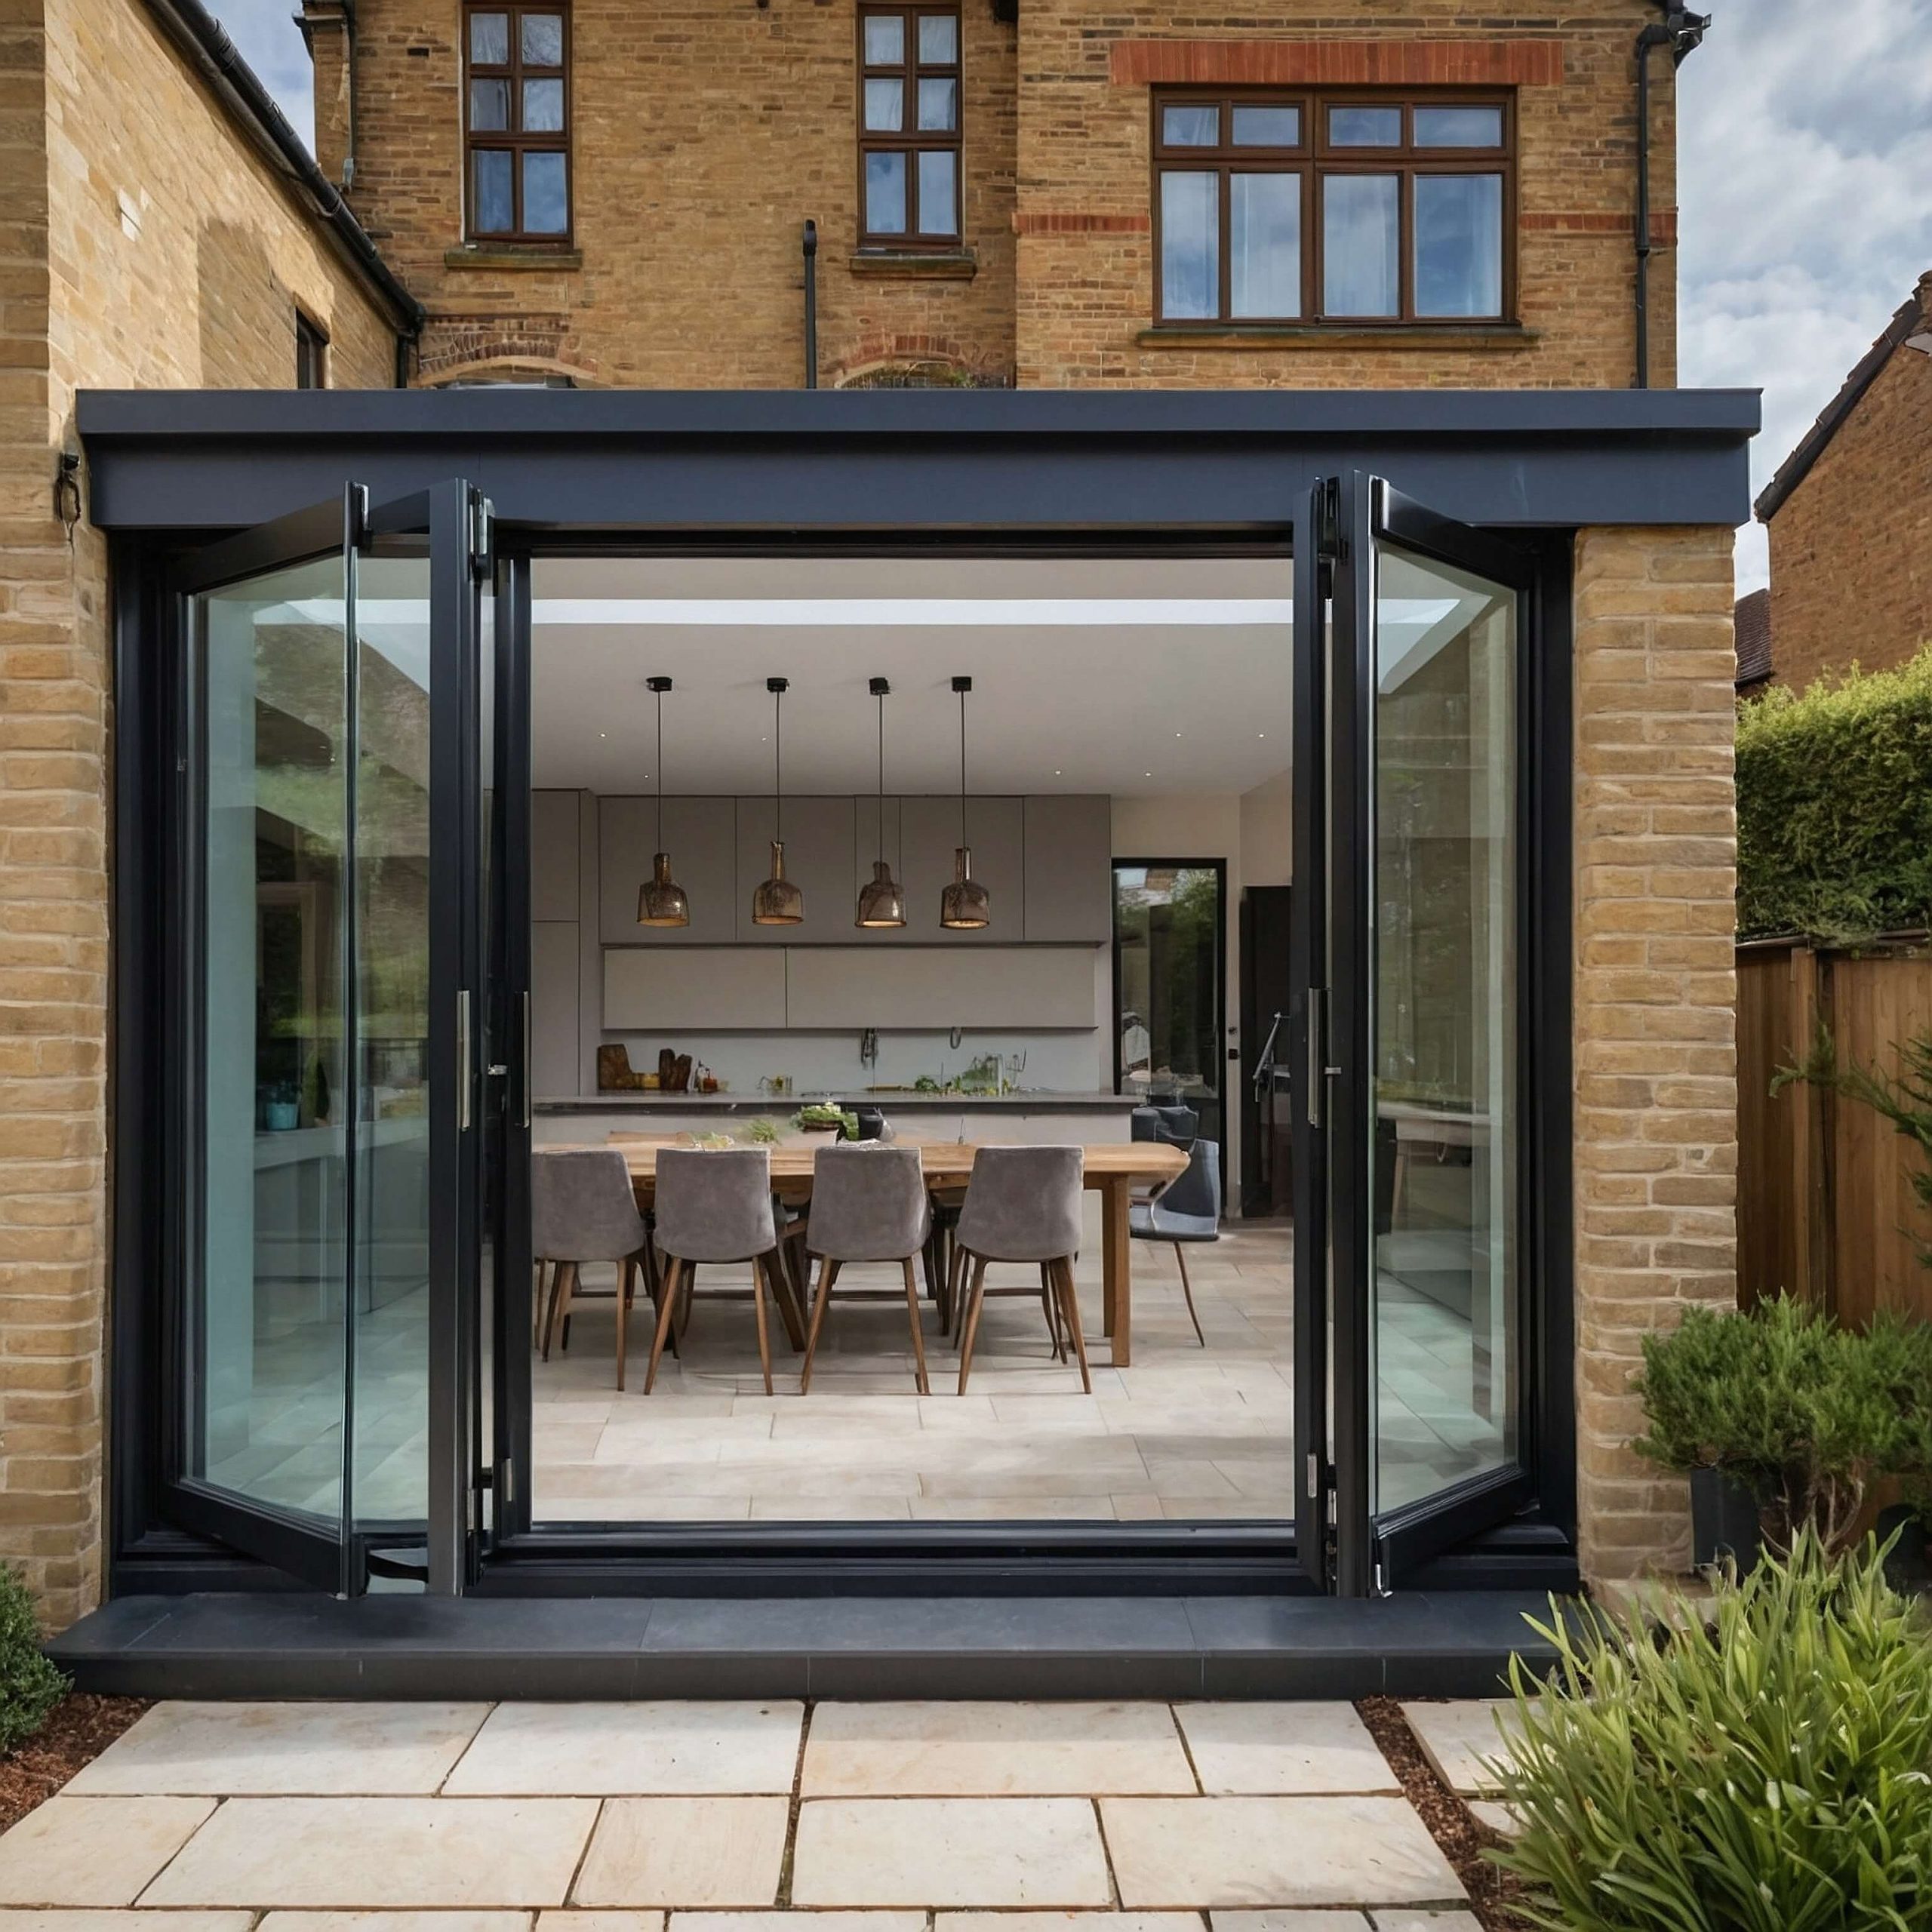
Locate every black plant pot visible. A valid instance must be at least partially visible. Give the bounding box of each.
[1876,1503,1930,1590]
[1689,1466,1763,1571]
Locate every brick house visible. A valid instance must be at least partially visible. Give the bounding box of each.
[8,0,1755,1690]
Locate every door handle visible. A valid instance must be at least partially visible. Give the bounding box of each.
[520,988,531,1130]
[1306,986,1326,1129]
[456,989,472,1134]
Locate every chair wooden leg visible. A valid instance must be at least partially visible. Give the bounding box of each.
[765,1245,808,1352]
[921,1234,940,1307]
[616,1253,637,1391]
[1174,1243,1205,1346]
[534,1260,550,1347]
[750,1256,774,1397]
[902,1257,931,1395]
[543,1260,578,1361]
[644,1255,682,1393]
[1054,1256,1092,1394]
[955,1256,989,1395]
[1039,1262,1064,1361]
[946,1240,968,1339]
[800,1256,838,1394]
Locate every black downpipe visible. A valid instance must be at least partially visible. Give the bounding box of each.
[1633,5,1709,389]
[802,220,819,389]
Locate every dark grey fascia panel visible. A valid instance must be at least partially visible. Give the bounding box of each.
[77,386,1759,534]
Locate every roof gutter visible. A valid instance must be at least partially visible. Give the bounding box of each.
[138,0,423,358]
[1634,3,1708,389]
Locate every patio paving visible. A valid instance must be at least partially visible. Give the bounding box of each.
[0,1701,1492,1924]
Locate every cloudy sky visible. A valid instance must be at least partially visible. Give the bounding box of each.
[216,0,1932,590]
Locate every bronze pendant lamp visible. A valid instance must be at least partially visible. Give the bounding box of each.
[855,675,907,928]
[752,675,804,925]
[940,672,991,929]
[636,674,691,928]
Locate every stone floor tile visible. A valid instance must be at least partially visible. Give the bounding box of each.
[1395,1704,1518,1796]
[66,1703,490,1796]
[802,1702,1193,1796]
[943,1916,1208,1932]
[791,1799,1112,1908]
[1463,1801,1521,1840]
[446,1703,802,1795]
[260,1917,532,1932]
[140,1798,597,1909]
[1100,1797,1464,1909]
[675,1917,924,1932]
[1370,1915,1484,1932]
[0,1798,217,1908]
[0,1915,249,1932]
[571,1799,789,1908]
[1209,1917,1372,1931]
[536,1915,663,1932]
[1175,1704,1398,1795]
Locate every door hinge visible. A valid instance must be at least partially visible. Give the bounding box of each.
[344,480,369,552]
[469,493,494,577]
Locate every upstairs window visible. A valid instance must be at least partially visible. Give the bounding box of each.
[464,5,571,242]
[1152,91,1511,326]
[857,3,962,249]
[294,311,329,389]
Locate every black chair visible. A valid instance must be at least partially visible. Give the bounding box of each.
[1130,1136,1219,1346]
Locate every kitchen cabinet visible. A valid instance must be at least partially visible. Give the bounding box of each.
[849,795,1023,943]
[598,795,736,945]
[604,946,788,1030]
[785,945,1098,1029]
[733,794,856,943]
[1023,794,1114,943]
[530,790,582,923]
[531,921,580,1096]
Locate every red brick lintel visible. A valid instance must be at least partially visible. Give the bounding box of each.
[1108,39,1565,88]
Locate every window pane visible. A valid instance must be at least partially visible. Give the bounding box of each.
[1231,104,1300,146]
[918,14,957,63]
[1329,105,1401,146]
[1322,173,1399,315]
[1414,105,1503,148]
[1414,172,1503,316]
[864,78,903,129]
[863,14,904,63]
[520,13,563,64]
[472,147,513,233]
[469,78,509,131]
[1230,172,1300,318]
[866,149,907,233]
[1161,103,1219,147]
[917,76,958,131]
[917,149,957,233]
[521,149,568,232]
[1159,171,1218,320]
[521,77,564,131]
[469,11,508,63]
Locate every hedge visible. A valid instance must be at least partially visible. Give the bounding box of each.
[1737,644,1932,942]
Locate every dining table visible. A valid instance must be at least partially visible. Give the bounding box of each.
[593,1134,1189,1367]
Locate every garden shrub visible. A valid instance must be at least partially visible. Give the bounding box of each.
[0,1564,64,1755]
[1492,1532,1932,1931]
[1737,643,1932,942]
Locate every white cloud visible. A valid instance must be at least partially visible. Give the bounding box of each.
[208,1,315,151]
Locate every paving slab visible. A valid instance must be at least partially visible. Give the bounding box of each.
[791,1799,1112,1909]
[1463,1801,1521,1839]
[537,1917,664,1932]
[66,1703,490,1796]
[1395,1703,1518,1797]
[139,1798,598,1909]
[1210,1917,1373,1931]
[447,1703,803,1795]
[260,1918,532,1932]
[943,1918,1207,1932]
[0,1915,248,1932]
[1101,1796,1465,1909]
[676,1918,924,1932]
[571,1799,789,1908]
[1371,1915,1484,1932]
[1174,1704,1398,1795]
[802,1702,1193,1795]
[0,1798,217,1908]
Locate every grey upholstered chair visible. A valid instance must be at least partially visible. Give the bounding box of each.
[532,1148,654,1389]
[1130,1134,1219,1346]
[643,1146,793,1395]
[952,1144,1090,1395]
[798,1143,935,1395]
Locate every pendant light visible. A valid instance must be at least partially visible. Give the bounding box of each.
[752,675,804,925]
[855,675,907,928]
[636,675,691,928]
[940,672,991,930]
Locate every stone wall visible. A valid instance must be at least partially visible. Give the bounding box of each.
[1571,523,1739,1583]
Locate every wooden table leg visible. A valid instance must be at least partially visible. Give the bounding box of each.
[1100,1176,1131,1367]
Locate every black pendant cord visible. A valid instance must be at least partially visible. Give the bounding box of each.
[774,684,783,844]
[958,684,968,847]
[876,688,885,863]
[654,687,664,852]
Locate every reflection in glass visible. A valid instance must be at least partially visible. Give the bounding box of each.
[917,77,958,131]
[521,13,563,64]
[917,149,956,233]
[917,14,957,63]
[1371,546,1518,1512]
[1231,105,1300,146]
[1230,172,1300,318]
[1414,174,1502,317]
[1323,174,1398,315]
[1329,105,1401,146]
[522,151,568,232]
[1161,103,1218,146]
[469,79,509,131]
[865,78,904,131]
[522,78,565,132]
[472,149,513,234]
[866,150,907,233]
[469,11,508,63]
[1159,171,1217,319]
[1414,105,1502,147]
[1114,864,1223,1151]
[863,14,903,63]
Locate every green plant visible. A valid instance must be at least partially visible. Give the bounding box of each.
[1737,643,1932,943]
[0,1564,66,1755]
[1491,1533,1932,1930]
[740,1116,780,1145]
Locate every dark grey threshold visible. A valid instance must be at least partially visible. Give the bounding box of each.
[48,1592,1562,1700]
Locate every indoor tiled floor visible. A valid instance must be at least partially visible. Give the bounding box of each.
[0,1699,1500,1925]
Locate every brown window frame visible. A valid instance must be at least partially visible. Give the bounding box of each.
[856,2,964,251]
[294,310,329,389]
[1150,89,1515,328]
[462,2,574,246]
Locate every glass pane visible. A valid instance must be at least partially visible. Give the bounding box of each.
[917,149,957,234]
[1371,544,1518,1512]
[521,77,564,131]
[917,14,957,63]
[1231,104,1300,146]
[1414,173,1503,316]
[1161,103,1219,147]
[472,148,513,234]
[469,11,509,63]
[866,149,907,233]
[1329,105,1401,146]
[863,14,903,63]
[522,149,568,232]
[1322,174,1398,315]
[1414,105,1503,148]
[1159,171,1218,319]
[195,554,352,1521]
[917,76,958,131]
[864,78,904,131]
[1230,172,1300,318]
[469,78,509,131]
[520,12,563,64]
[1113,865,1223,1145]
